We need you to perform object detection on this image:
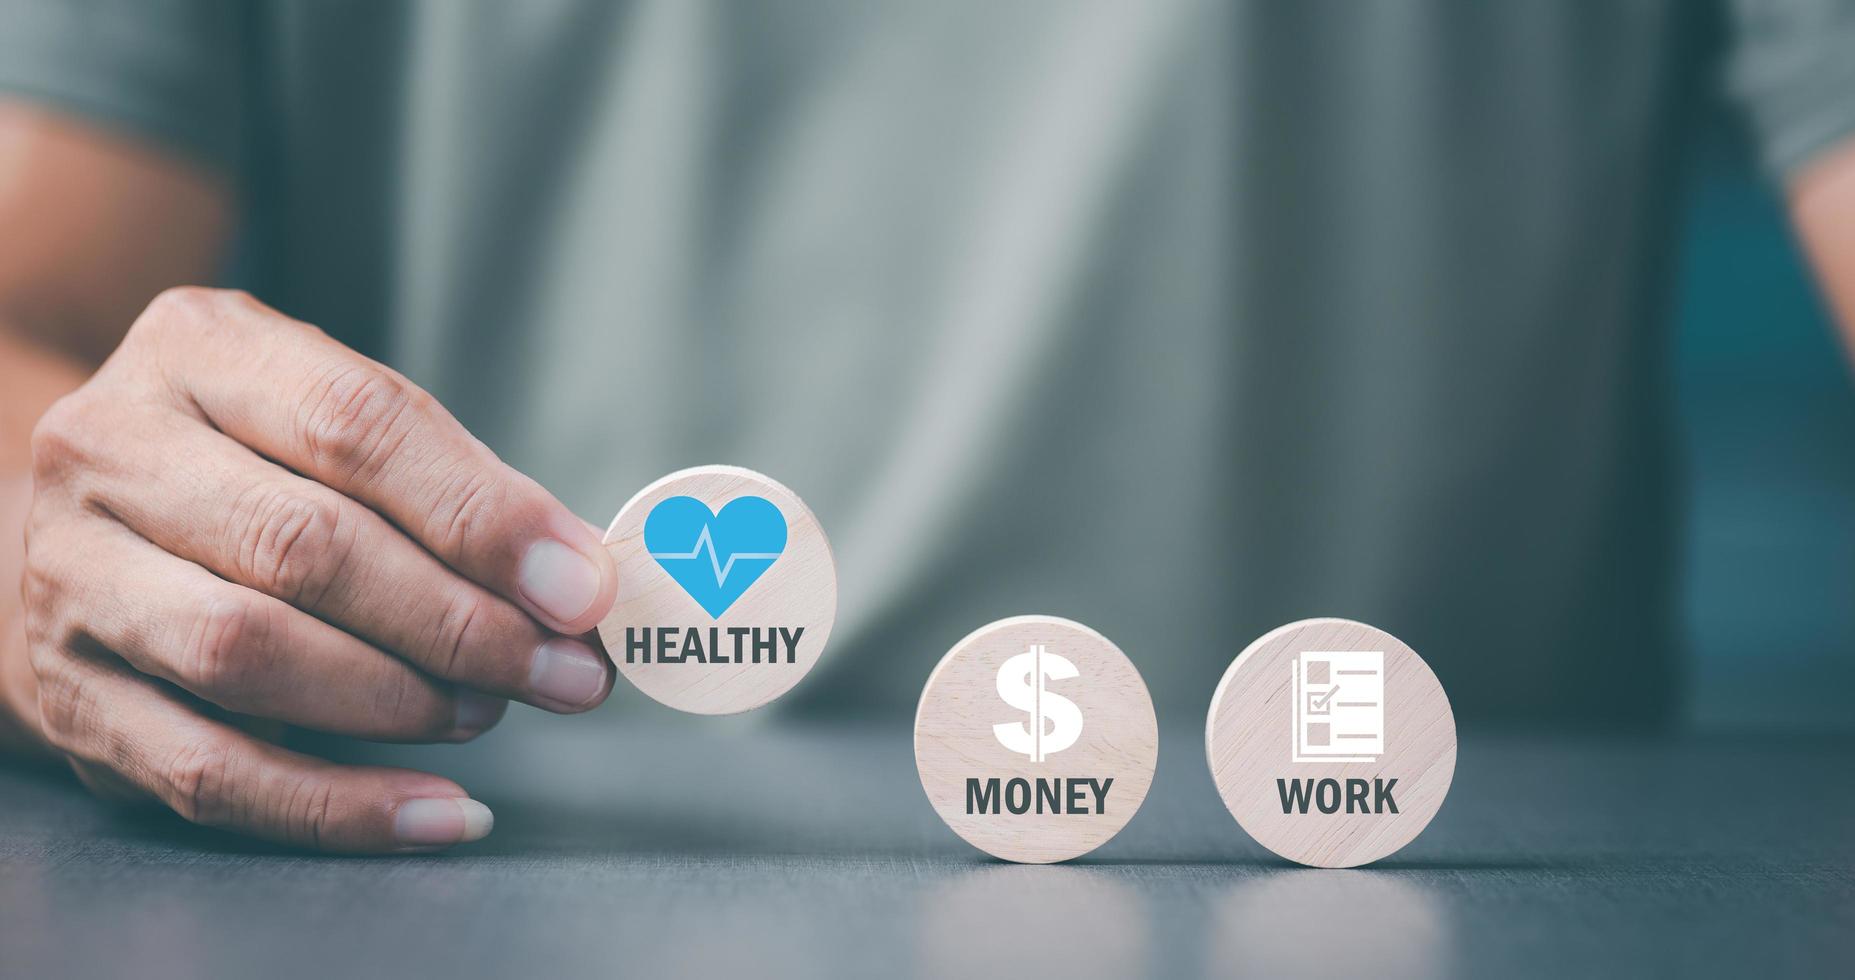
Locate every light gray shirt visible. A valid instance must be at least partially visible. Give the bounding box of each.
[4,0,1853,726]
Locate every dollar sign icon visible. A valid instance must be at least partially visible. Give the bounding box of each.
[992,644,1084,762]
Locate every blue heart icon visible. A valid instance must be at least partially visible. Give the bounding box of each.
[644,495,788,618]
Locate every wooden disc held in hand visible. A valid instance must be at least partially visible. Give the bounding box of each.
[597,465,836,714]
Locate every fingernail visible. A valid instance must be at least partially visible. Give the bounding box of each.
[518,539,604,624]
[452,691,507,738]
[394,797,494,846]
[528,637,609,710]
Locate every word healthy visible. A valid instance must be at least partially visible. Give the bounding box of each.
[623,626,804,664]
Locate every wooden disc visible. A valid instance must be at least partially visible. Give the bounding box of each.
[1205,618,1455,868]
[597,465,836,714]
[915,616,1158,864]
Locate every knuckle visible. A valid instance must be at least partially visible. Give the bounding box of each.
[162,737,237,826]
[19,551,68,637]
[22,596,86,751]
[144,284,219,320]
[151,284,257,320]
[129,287,284,358]
[27,393,97,482]
[130,285,222,344]
[21,629,72,704]
[425,589,491,680]
[179,594,273,697]
[31,656,91,752]
[210,287,261,310]
[234,486,350,605]
[429,467,508,562]
[296,363,423,484]
[278,777,336,849]
[369,666,441,735]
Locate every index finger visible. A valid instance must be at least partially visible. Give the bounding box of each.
[139,288,615,634]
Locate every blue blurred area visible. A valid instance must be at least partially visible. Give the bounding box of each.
[1676,110,1855,731]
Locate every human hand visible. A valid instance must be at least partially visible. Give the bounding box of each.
[14,287,618,851]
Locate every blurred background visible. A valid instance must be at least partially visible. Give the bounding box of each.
[1677,102,1855,732]
[5,8,1853,978]
[5,1,1855,741]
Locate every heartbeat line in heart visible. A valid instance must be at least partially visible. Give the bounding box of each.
[649,524,781,587]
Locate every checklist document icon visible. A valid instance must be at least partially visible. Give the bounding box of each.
[1292,651,1384,762]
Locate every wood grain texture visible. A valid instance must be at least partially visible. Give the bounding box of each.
[1206,618,1456,868]
[597,465,836,714]
[915,615,1158,863]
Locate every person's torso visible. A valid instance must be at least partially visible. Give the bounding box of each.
[240,0,1705,726]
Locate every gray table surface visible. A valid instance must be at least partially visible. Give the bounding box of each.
[2,715,1851,979]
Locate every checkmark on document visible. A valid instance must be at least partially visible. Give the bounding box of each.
[1292,651,1385,763]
